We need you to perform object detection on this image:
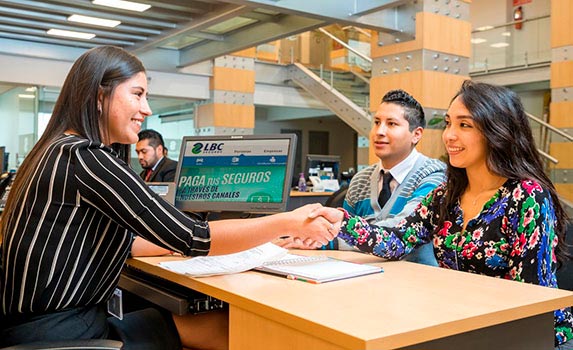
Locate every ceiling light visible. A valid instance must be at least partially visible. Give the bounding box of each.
[490,42,510,48]
[68,14,121,27]
[501,32,512,37]
[18,94,35,99]
[92,0,151,12]
[471,38,487,44]
[476,25,494,31]
[47,29,96,39]
[25,87,36,92]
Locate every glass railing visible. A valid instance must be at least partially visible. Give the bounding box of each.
[470,15,550,73]
[526,112,573,214]
[308,65,370,110]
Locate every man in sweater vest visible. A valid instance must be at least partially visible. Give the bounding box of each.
[280,89,445,266]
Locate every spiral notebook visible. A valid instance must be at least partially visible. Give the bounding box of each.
[158,243,383,283]
[255,253,383,284]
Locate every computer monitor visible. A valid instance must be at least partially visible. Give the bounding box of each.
[305,154,341,181]
[0,147,5,173]
[174,134,297,214]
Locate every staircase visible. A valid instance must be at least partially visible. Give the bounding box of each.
[287,63,371,136]
[528,113,573,216]
[307,67,370,110]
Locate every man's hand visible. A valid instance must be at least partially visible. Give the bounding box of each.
[282,204,343,248]
[273,236,317,249]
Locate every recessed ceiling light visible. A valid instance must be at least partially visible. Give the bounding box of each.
[471,38,487,44]
[501,32,512,37]
[47,29,96,39]
[92,0,151,12]
[476,25,494,31]
[490,42,510,48]
[18,94,35,99]
[68,14,121,27]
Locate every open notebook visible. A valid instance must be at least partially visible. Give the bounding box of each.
[255,254,383,283]
[159,243,383,284]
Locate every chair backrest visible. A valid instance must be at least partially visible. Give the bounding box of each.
[0,308,123,349]
[556,220,573,291]
[325,184,348,208]
[1,339,123,350]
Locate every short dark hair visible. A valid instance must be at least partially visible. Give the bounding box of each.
[381,89,426,130]
[138,129,165,149]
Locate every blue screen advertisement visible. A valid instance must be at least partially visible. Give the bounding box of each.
[176,139,290,203]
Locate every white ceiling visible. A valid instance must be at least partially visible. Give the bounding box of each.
[0,0,405,69]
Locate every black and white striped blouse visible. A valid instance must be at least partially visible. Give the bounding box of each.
[1,134,210,315]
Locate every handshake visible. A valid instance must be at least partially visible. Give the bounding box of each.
[277,203,344,249]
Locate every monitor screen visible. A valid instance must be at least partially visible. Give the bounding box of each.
[305,154,341,181]
[174,134,297,213]
[0,147,5,173]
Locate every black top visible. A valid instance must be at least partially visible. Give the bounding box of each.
[1,134,210,316]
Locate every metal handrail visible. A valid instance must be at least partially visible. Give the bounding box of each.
[525,112,573,165]
[472,15,550,33]
[561,197,573,213]
[342,26,372,38]
[538,149,558,164]
[349,66,370,85]
[527,112,573,142]
[317,28,372,63]
[526,112,572,211]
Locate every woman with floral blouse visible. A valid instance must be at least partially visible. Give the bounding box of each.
[335,80,573,347]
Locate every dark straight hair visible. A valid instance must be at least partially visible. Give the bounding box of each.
[438,80,568,264]
[1,46,146,242]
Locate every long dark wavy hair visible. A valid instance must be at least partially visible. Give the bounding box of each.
[437,80,569,264]
[1,46,145,242]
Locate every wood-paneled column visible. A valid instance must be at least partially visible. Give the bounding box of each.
[196,49,256,135]
[550,0,573,202]
[368,0,471,164]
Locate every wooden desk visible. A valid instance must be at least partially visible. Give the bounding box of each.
[287,190,332,210]
[125,251,573,350]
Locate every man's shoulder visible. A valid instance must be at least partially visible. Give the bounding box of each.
[399,155,446,193]
[348,164,377,188]
[353,164,378,179]
[347,164,377,193]
[165,157,178,165]
[414,155,446,176]
[161,157,178,170]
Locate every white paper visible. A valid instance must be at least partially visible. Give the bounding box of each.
[159,242,288,277]
[321,179,340,192]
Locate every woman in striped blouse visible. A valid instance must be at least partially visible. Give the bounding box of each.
[0,46,341,349]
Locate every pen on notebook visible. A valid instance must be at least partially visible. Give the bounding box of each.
[286,275,320,284]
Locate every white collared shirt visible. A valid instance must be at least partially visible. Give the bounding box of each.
[151,156,165,172]
[378,149,420,194]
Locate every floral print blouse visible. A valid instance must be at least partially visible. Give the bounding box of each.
[338,179,573,346]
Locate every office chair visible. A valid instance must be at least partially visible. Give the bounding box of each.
[0,252,123,350]
[556,220,573,291]
[0,339,123,350]
[324,184,348,208]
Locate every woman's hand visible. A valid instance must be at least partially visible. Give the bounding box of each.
[285,204,343,248]
[273,236,316,249]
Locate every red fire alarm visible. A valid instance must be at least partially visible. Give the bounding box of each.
[514,6,523,30]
